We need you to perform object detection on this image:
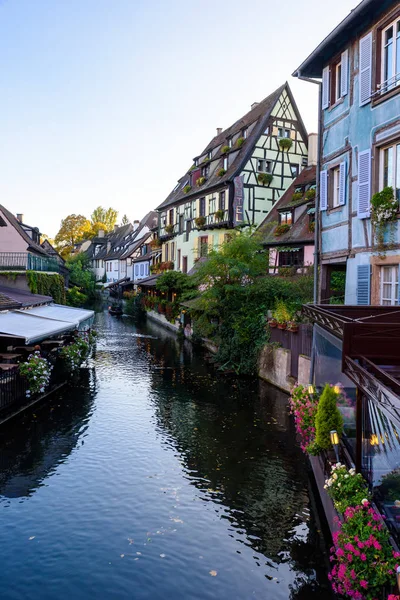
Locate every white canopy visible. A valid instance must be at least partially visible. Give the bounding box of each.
[0,311,75,344]
[16,305,94,330]
[0,304,95,344]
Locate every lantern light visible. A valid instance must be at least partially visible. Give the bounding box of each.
[307,384,314,395]
[333,385,341,394]
[330,430,340,463]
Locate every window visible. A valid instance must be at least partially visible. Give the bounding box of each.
[278,248,304,268]
[194,159,198,167]
[179,214,184,234]
[290,164,299,177]
[168,209,174,225]
[199,197,206,216]
[177,249,181,270]
[219,191,226,211]
[264,126,270,135]
[379,141,400,200]
[278,127,290,138]
[257,159,272,173]
[380,265,399,305]
[135,265,139,276]
[182,256,188,274]
[332,166,341,208]
[114,262,118,271]
[381,18,400,92]
[192,201,197,219]
[171,242,175,260]
[140,264,144,276]
[201,164,209,178]
[243,128,248,139]
[279,210,292,225]
[199,236,208,257]
[302,157,308,167]
[165,244,169,262]
[334,61,342,103]
[209,197,216,213]
[228,137,232,148]
[223,156,228,170]
[208,151,212,160]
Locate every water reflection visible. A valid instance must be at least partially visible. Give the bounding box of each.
[0,369,96,499]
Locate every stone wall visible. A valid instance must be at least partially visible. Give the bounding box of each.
[258,345,311,392]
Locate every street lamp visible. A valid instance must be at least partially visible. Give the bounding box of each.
[330,430,340,463]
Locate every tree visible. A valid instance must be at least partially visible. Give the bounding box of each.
[65,253,97,306]
[314,385,344,449]
[90,207,118,232]
[54,214,92,257]
[121,214,129,225]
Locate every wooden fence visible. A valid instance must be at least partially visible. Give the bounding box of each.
[269,323,313,379]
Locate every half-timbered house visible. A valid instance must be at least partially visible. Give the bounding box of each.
[156,83,308,273]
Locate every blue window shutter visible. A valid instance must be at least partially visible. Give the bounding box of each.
[339,162,346,205]
[359,32,372,106]
[358,149,371,218]
[322,67,330,110]
[320,170,328,211]
[357,265,371,305]
[341,49,349,97]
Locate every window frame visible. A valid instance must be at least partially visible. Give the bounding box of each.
[380,265,399,305]
[279,210,293,225]
[381,17,400,93]
[378,139,400,200]
[219,191,226,211]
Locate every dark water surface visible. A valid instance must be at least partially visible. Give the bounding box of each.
[0,312,331,599]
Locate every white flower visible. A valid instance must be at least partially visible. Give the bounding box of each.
[344,474,349,479]
[323,484,328,489]
[337,483,341,487]
[333,473,338,480]
[361,499,369,506]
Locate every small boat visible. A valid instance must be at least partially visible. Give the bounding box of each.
[108,304,123,316]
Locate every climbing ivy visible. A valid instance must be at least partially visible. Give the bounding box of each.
[26,272,66,304]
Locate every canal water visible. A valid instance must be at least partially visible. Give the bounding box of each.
[0,312,331,600]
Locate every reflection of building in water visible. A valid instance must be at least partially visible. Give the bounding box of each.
[0,369,96,499]
[149,363,312,561]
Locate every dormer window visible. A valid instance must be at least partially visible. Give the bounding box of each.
[243,128,248,139]
[208,151,212,160]
[279,210,292,225]
[194,159,199,167]
[223,156,228,171]
[228,137,232,148]
[201,164,209,178]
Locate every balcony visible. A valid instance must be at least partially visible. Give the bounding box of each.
[0,252,60,273]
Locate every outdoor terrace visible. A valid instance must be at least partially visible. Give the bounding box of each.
[0,252,60,273]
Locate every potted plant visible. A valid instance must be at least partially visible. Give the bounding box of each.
[274,223,291,236]
[202,157,210,163]
[268,317,277,328]
[165,224,174,234]
[273,299,291,330]
[183,185,192,194]
[305,188,316,200]
[196,176,206,186]
[221,145,230,154]
[371,186,398,257]
[195,216,206,228]
[279,138,293,151]
[309,221,315,233]
[291,191,303,202]
[215,209,225,221]
[217,168,226,177]
[287,320,299,333]
[236,137,245,148]
[257,173,273,185]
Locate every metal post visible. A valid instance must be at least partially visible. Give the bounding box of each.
[356,387,363,473]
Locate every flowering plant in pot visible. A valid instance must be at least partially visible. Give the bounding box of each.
[324,463,370,514]
[217,168,226,177]
[289,384,319,453]
[274,223,291,236]
[196,176,206,186]
[257,173,273,185]
[287,320,299,333]
[273,299,291,329]
[19,351,52,398]
[215,209,225,221]
[236,137,245,148]
[268,317,277,328]
[183,185,192,194]
[165,224,174,234]
[221,145,230,154]
[60,335,90,371]
[329,501,400,599]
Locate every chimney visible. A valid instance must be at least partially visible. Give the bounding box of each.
[251,102,258,110]
[133,220,140,232]
[216,127,222,135]
[308,133,318,167]
[114,224,118,232]
[16,213,24,223]
[98,229,105,238]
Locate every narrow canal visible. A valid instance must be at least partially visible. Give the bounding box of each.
[0,312,331,600]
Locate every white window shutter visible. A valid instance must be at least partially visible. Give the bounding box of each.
[359,32,373,106]
[341,49,349,97]
[339,162,346,205]
[357,149,371,218]
[322,67,330,109]
[320,170,328,211]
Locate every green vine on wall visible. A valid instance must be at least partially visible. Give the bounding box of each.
[26,272,66,304]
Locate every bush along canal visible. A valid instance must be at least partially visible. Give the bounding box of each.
[0,312,332,600]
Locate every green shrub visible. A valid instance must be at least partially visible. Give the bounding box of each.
[27,272,66,304]
[221,145,230,154]
[67,286,88,307]
[258,173,273,185]
[236,137,245,148]
[279,138,293,151]
[274,223,291,236]
[196,176,206,186]
[217,168,226,177]
[291,192,303,202]
[314,384,343,449]
[305,188,316,200]
[183,185,192,194]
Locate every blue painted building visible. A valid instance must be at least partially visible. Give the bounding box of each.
[294,0,400,306]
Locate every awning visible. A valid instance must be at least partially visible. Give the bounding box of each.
[0,311,76,344]
[16,304,95,331]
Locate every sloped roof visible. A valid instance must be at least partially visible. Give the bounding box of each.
[0,205,48,256]
[157,83,306,211]
[96,223,133,260]
[0,285,52,308]
[41,239,65,264]
[120,212,158,260]
[259,165,316,246]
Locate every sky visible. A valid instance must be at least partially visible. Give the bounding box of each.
[0,0,359,237]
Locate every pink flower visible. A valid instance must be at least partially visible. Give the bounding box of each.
[357,541,364,549]
[360,580,368,589]
[360,553,367,561]
[347,553,353,562]
[350,569,356,579]
[373,540,382,550]
[336,548,344,557]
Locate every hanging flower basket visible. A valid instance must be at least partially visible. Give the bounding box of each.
[277,322,287,330]
[19,351,52,397]
[274,223,291,236]
[165,224,174,234]
[258,173,273,185]
[215,209,225,221]
[196,176,206,186]
[279,138,293,151]
[371,186,398,257]
[268,318,277,328]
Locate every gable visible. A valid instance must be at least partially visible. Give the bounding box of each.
[0,209,30,253]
